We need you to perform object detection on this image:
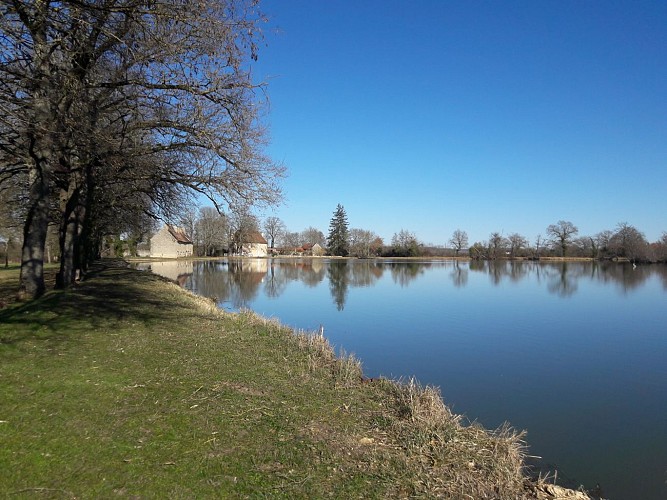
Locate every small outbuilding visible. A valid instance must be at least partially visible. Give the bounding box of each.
[310,243,325,256]
[295,243,325,256]
[235,230,268,257]
[150,225,194,258]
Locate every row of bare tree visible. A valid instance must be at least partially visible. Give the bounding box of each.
[258,218,665,262]
[466,221,667,262]
[0,0,284,298]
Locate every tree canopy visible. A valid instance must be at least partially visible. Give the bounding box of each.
[546,221,579,257]
[390,229,421,257]
[327,204,349,257]
[0,0,284,299]
[449,229,468,256]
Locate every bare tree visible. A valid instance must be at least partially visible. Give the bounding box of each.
[263,216,286,249]
[449,229,468,257]
[179,207,200,250]
[301,226,326,247]
[196,207,227,257]
[507,233,528,258]
[349,228,381,258]
[280,231,301,251]
[469,242,487,260]
[546,221,579,257]
[0,184,24,266]
[573,236,593,258]
[609,222,649,262]
[229,211,260,255]
[594,230,614,258]
[488,232,507,260]
[534,234,544,259]
[656,232,667,262]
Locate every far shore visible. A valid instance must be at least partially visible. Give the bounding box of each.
[125,255,603,262]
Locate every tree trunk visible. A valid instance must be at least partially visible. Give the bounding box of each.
[56,171,87,288]
[56,192,80,288]
[17,21,54,300]
[18,169,51,299]
[78,213,95,275]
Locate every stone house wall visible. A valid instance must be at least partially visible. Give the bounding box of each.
[150,225,194,258]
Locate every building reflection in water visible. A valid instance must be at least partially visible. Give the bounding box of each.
[138,260,193,287]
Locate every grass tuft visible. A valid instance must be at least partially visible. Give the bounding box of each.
[378,377,529,498]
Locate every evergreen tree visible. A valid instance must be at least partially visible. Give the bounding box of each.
[327,204,349,256]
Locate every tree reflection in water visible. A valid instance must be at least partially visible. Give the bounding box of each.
[327,261,349,311]
[143,259,665,311]
[465,260,655,296]
[328,260,389,310]
[450,260,468,288]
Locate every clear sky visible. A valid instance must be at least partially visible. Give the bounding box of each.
[250,0,667,246]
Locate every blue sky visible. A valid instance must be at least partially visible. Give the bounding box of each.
[249,0,666,246]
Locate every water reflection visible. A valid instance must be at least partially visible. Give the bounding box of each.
[388,261,429,287]
[593,261,656,292]
[328,261,349,310]
[136,260,193,286]
[544,263,580,297]
[142,259,665,307]
[464,260,657,296]
[450,260,468,288]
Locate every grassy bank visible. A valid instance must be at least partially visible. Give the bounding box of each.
[0,261,584,498]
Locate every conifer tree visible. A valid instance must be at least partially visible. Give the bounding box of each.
[327,204,349,256]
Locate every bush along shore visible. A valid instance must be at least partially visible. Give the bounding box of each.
[0,261,594,498]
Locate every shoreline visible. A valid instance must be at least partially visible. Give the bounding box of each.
[125,255,599,262]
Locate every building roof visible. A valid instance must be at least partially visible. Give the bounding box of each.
[241,231,268,245]
[167,225,193,244]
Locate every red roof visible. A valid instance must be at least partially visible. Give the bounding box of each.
[167,225,193,244]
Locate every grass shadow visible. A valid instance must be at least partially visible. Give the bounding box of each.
[0,260,197,345]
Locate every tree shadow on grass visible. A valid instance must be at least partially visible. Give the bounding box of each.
[0,261,198,345]
[0,266,57,308]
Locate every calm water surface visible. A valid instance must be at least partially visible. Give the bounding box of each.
[143,259,667,499]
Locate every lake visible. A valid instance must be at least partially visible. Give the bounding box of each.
[141,258,667,499]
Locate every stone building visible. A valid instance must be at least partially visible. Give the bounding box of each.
[293,243,325,256]
[150,225,194,258]
[308,243,325,256]
[234,230,268,257]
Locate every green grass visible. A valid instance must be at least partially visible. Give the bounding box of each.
[0,261,557,498]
